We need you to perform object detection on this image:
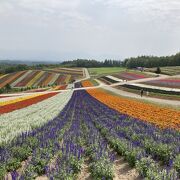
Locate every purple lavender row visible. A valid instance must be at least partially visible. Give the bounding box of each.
[78,90,179,178]
[0,93,77,179]
[81,90,180,164]
[46,90,115,179]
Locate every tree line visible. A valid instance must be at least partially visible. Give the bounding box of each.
[61,59,122,68]
[0,52,180,74]
[123,53,180,68]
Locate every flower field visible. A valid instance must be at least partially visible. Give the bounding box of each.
[45,68,84,81]
[0,89,179,180]
[0,75,180,179]
[0,91,73,144]
[83,81,180,130]
[142,78,180,88]
[113,71,151,81]
[98,71,152,84]
[0,92,59,114]
[0,68,84,90]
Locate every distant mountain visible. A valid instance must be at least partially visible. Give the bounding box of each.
[0,60,61,65]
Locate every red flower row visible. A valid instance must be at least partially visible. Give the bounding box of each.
[0,92,58,114]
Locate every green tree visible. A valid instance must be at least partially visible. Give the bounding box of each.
[5,83,11,92]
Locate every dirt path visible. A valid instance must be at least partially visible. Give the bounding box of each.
[95,79,180,107]
[103,85,180,107]
[77,159,92,180]
[113,155,142,180]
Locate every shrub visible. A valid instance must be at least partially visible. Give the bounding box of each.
[90,158,114,180]
[174,154,180,175]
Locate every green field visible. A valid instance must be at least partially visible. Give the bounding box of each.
[88,67,125,76]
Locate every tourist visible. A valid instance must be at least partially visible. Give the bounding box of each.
[146,91,149,96]
[140,89,144,97]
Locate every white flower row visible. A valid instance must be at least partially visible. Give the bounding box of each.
[0,91,73,144]
[0,94,29,103]
[10,70,33,87]
[48,73,59,85]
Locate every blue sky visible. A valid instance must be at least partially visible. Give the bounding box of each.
[0,0,180,61]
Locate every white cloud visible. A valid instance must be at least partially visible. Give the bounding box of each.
[0,0,180,60]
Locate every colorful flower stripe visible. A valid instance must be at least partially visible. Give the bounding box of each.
[41,73,54,86]
[13,70,33,87]
[0,71,25,88]
[11,71,30,87]
[0,93,42,106]
[0,92,58,114]
[0,96,10,99]
[53,85,67,90]
[82,81,180,130]
[82,80,94,87]
[0,91,73,144]
[0,74,12,84]
[24,71,40,87]
[51,68,83,75]
[37,72,50,87]
[26,71,44,87]
[0,96,23,102]
[114,72,149,80]
[35,72,49,86]
[25,88,49,93]
[33,71,47,87]
[0,74,8,80]
[64,75,71,84]
[48,73,59,85]
[144,78,180,88]
[16,71,37,87]
[55,75,66,85]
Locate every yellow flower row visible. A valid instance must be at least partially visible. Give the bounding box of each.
[64,75,71,84]
[0,93,42,106]
[26,71,44,87]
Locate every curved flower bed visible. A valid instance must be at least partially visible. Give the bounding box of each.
[114,72,150,80]
[0,71,25,88]
[0,93,42,106]
[15,71,39,87]
[82,80,94,87]
[53,85,67,90]
[0,91,73,144]
[0,90,179,179]
[25,71,44,87]
[82,81,180,130]
[0,92,59,114]
[143,78,180,88]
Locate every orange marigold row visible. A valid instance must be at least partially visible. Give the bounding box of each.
[82,80,94,87]
[82,81,180,130]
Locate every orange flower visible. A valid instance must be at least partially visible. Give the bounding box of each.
[82,81,180,130]
[82,80,94,87]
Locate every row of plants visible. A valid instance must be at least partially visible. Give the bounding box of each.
[0,92,59,114]
[0,71,26,88]
[143,78,180,88]
[121,84,180,95]
[1,89,179,179]
[1,91,118,179]
[0,90,76,179]
[46,90,115,179]
[0,91,73,144]
[79,90,179,178]
[113,71,150,80]
[0,69,74,89]
[0,93,42,106]
[99,76,119,84]
[82,82,180,130]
